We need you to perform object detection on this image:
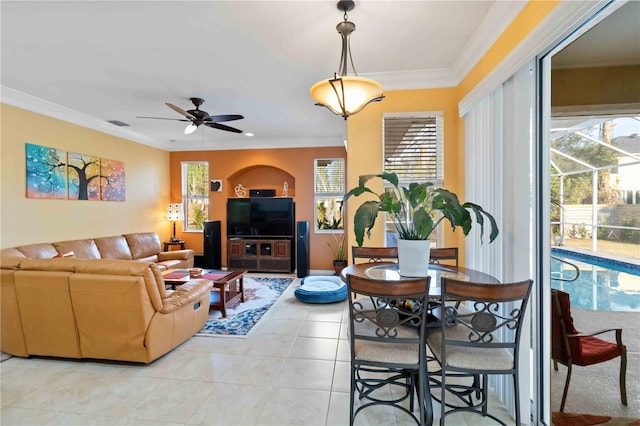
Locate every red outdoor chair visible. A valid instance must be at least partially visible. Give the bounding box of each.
[551,289,628,412]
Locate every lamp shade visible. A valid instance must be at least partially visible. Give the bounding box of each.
[310,75,384,119]
[167,203,184,221]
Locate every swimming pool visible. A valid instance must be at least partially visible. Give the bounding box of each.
[551,248,640,312]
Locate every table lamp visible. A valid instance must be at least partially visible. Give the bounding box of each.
[167,203,184,242]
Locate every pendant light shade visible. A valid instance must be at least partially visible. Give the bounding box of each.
[310,75,384,118]
[310,1,384,119]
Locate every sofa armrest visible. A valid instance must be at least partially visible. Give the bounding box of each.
[158,250,193,261]
[159,279,212,314]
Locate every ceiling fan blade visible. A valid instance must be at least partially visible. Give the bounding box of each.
[165,102,194,118]
[136,116,190,122]
[204,122,243,133]
[205,114,244,123]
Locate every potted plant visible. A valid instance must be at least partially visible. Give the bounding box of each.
[327,233,348,275]
[343,172,499,277]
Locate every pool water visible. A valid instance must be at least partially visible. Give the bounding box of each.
[551,250,640,312]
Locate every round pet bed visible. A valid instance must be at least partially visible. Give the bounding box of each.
[294,275,347,304]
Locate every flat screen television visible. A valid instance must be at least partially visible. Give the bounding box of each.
[227,197,295,238]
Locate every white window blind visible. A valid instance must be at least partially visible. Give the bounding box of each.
[383,113,444,187]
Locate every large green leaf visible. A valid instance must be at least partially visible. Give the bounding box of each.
[353,200,382,246]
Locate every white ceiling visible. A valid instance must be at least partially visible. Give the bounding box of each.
[1,1,638,152]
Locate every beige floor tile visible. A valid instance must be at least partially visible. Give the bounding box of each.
[256,387,331,425]
[326,391,352,426]
[127,379,215,423]
[299,321,341,339]
[288,336,338,360]
[336,338,350,362]
[0,407,71,425]
[178,335,247,354]
[268,299,310,321]
[332,360,351,393]
[0,362,72,407]
[339,321,349,340]
[275,358,335,391]
[305,305,345,323]
[7,370,161,418]
[217,354,286,386]
[252,318,303,336]
[186,383,270,425]
[239,332,296,356]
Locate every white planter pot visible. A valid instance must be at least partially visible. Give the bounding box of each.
[397,239,431,277]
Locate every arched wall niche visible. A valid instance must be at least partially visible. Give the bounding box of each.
[227,165,295,198]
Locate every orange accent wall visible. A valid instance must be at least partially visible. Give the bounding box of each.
[170,147,346,271]
[345,88,464,258]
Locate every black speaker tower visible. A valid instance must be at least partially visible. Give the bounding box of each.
[296,221,310,278]
[203,220,222,269]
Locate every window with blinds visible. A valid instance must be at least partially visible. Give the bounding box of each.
[315,158,345,232]
[383,113,444,186]
[383,113,444,246]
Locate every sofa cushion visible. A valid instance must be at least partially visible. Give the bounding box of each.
[53,239,101,260]
[94,236,134,260]
[13,243,59,259]
[0,247,27,258]
[124,233,162,260]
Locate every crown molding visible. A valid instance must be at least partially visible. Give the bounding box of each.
[1,85,163,149]
[458,0,612,116]
[452,1,528,83]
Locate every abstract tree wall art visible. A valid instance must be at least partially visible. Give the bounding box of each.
[26,143,68,199]
[100,158,126,201]
[68,152,101,200]
[25,143,126,201]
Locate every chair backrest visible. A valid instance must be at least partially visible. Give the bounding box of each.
[440,278,533,367]
[551,289,581,364]
[352,246,398,264]
[429,247,459,267]
[346,273,431,359]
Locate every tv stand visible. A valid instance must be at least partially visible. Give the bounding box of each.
[227,238,292,273]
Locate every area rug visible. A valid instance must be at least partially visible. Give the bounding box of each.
[196,276,294,337]
[552,412,640,426]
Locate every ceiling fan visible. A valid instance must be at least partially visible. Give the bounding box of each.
[137,97,244,134]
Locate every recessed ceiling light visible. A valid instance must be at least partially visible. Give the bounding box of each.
[245,132,254,137]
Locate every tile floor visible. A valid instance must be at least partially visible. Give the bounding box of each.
[0,274,515,425]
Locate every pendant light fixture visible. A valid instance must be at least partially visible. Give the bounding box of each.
[310,0,384,119]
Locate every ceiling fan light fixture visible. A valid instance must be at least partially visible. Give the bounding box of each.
[184,123,198,134]
[310,0,384,119]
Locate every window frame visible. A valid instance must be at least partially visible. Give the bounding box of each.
[314,158,345,234]
[181,161,210,233]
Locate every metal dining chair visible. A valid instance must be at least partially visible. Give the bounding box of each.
[427,277,533,426]
[429,247,459,267]
[351,246,398,264]
[346,273,433,425]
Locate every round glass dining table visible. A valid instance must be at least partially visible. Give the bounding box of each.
[340,262,499,297]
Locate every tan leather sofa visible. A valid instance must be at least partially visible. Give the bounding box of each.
[0,232,193,270]
[1,256,212,363]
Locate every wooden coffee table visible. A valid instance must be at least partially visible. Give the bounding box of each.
[208,270,245,318]
[162,269,246,318]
